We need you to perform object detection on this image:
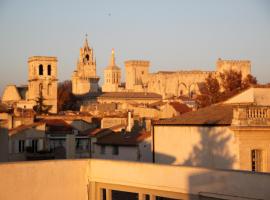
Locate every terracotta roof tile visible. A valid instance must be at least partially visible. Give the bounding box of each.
[96,131,151,146]
[154,104,234,125]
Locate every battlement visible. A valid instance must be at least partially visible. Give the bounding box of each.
[156,70,214,75]
[217,58,251,65]
[125,60,150,67]
[28,56,57,63]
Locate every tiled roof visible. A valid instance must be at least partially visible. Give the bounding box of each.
[154,104,234,125]
[169,102,192,114]
[96,131,151,146]
[9,121,45,135]
[44,119,74,132]
[98,92,162,99]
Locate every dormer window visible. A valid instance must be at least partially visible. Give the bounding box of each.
[39,64,43,75]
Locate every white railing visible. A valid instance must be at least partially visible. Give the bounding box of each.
[247,107,268,119]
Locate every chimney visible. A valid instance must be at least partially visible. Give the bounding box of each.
[126,111,133,132]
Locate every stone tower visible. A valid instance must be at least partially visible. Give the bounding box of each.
[102,49,121,92]
[28,56,58,113]
[216,58,251,78]
[125,60,150,91]
[72,36,99,95]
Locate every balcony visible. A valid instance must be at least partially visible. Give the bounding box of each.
[232,106,270,127]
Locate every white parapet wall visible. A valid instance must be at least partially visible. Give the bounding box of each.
[0,159,270,200]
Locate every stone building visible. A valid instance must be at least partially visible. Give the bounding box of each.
[125,60,150,92]
[152,87,270,172]
[2,56,58,113]
[102,49,122,92]
[123,58,251,98]
[72,37,99,95]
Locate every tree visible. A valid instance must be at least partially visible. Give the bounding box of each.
[197,70,258,108]
[196,74,221,107]
[242,74,257,89]
[57,80,75,111]
[33,89,52,114]
[220,70,242,93]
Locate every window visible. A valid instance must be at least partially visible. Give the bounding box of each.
[85,54,89,61]
[32,140,38,153]
[112,146,119,155]
[18,140,25,153]
[39,64,43,75]
[100,145,106,154]
[251,149,263,172]
[47,65,51,75]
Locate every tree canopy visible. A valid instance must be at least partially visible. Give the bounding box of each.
[196,70,257,108]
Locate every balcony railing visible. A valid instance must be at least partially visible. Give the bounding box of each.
[232,106,270,126]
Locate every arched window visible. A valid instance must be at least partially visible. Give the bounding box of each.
[85,54,89,61]
[47,65,51,76]
[39,64,43,75]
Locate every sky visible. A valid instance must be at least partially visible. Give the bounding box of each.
[0,0,269,95]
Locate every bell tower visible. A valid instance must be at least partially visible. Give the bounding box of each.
[28,56,58,113]
[72,35,100,95]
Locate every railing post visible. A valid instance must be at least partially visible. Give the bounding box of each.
[89,181,96,200]
[106,188,112,200]
[97,187,103,200]
[149,194,156,200]
[138,193,146,200]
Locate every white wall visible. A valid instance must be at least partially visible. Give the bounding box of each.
[154,126,239,170]
[93,144,139,161]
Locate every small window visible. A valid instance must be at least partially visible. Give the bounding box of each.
[100,145,106,154]
[39,64,43,75]
[142,71,144,75]
[112,146,119,155]
[85,54,89,61]
[47,65,51,75]
[251,149,263,172]
[18,140,25,153]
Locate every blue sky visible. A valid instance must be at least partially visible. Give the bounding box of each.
[0,0,269,95]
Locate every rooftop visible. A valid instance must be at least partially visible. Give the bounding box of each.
[154,104,234,126]
[98,92,162,99]
[96,131,151,146]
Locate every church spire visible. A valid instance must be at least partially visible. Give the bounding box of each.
[110,48,115,66]
[83,33,89,49]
